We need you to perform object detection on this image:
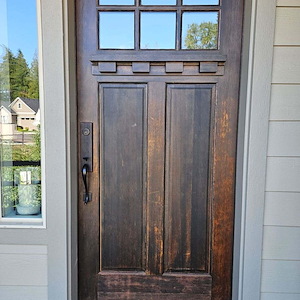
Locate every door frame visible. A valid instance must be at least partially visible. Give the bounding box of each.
[54,0,276,299]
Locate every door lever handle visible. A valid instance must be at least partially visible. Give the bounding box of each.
[82,164,91,205]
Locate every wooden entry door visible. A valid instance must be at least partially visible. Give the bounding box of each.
[76,0,244,299]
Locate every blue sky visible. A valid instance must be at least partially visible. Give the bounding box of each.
[0,0,38,64]
[100,11,218,49]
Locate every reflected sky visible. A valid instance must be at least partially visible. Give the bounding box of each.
[99,0,135,5]
[141,12,176,49]
[99,12,135,49]
[183,0,219,4]
[141,0,176,5]
[0,0,37,63]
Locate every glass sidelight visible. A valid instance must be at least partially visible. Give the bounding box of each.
[0,0,42,221]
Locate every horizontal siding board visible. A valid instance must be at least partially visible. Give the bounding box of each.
[0,254,47,286]
[277,0,300,6]
[261,260,300,293]
[264,192,300,226]
[270,85,300,120]
[261,293,300,300]
[0,286,47,300]
[262,226,300,260]
[266,157,300,192]
[272,47,300,83]
[0,245,47,255]
[267,122,300,156]
[274,8,300,45]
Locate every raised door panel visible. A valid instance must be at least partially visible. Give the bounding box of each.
[165,84,214,273]
[100,84,147,271]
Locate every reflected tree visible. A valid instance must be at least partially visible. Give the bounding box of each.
[184,22,218,49]
[0,47,39,103]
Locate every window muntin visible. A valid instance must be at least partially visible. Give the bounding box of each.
[0,0,42,221]
[98,1,220,50]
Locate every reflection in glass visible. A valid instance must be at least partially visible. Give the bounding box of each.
[141,12,176,49]
[141,0,176,5]
[183,0,219,4]
[0,0,42,218]
[99,12,134,49]
[99,0,135,5]
[182,12,218,49]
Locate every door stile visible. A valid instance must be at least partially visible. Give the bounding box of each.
[211,0,244,298]
[77,0,101,298]
[146,81,166,275]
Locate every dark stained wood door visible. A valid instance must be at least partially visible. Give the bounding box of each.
[76,0,244,299]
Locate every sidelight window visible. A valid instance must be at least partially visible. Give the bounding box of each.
[98,0,220,50]
[0,0,43,225]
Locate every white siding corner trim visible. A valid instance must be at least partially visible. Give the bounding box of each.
[235,0,277,299]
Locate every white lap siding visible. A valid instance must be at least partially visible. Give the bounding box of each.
[261,1,300,299]
[0,245,48,300]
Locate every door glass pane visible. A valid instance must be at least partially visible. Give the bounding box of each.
[141,12,176,49]
[182,12,218,49]
[0,0,42,219]
[99,0,135,5]
[99,12,134,49]
[183,0,219,4]
[141,0,176,5]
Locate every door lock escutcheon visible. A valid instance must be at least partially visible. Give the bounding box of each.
[81,122,93,204]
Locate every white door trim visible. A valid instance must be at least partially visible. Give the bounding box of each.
[233,0,276,299]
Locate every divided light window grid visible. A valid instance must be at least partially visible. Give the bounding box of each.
[98,0,220,50]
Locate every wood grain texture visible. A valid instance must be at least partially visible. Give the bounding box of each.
[199,62,218,73]
[165,62,184,73]
[270,85,300,120]
[77,0,100,298]
[101,85,146,271]
[77,0,244,298]
[165,84,212,273]
[132,63,150,73]
[274,8,300,45]
[146,82,166,275]
[99,62,117,73]
[264,192,300,226]
[98,273,211,297]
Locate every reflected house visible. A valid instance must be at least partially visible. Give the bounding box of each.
[0,103,17,138]
[0,97,40,135]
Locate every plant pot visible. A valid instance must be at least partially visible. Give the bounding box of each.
[16,185,41,215]
[16,204,41,215]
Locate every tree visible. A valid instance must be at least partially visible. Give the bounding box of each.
[184,22,218,50]
[0,47,15,103]
[28,53,39,99]
[11,50,30,99]
[0,47,39,102]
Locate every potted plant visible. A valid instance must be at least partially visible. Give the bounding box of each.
[16,184,41,215]
[15,170,41,215]
[1,186,18,216]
